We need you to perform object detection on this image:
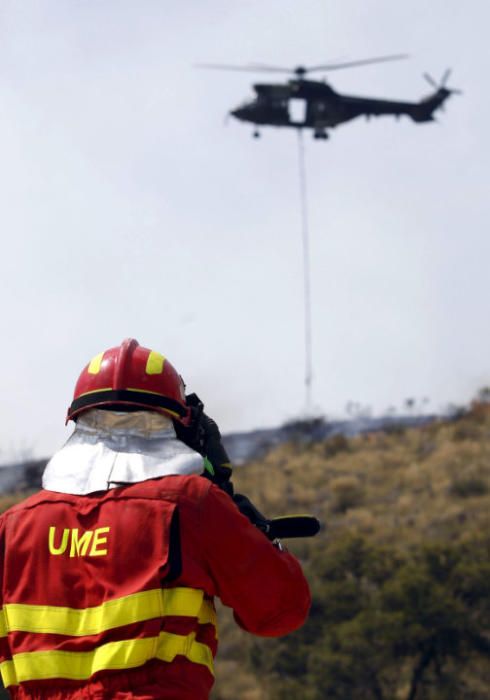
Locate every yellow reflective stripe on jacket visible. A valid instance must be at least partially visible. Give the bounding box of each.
[0,611,6,638]
[1,587,216,637]
[0,630,213,686]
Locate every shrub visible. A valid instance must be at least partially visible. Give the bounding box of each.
[449,475,488,498]
[452,422,480,441]
[383,422,407,436]
[330,476,364,513]
[323,434,350,458]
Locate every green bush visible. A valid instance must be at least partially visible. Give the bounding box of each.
[449,476,488,498]
[249,535,490,700]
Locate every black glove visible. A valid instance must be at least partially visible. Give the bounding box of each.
[201,415,234,496]
[173,394,233,495]
[174,394,321,541]
[233,493,321,541]
[172,393,205,454]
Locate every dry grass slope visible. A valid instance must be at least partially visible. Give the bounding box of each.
[233,403,490,549]
[212,403,490,698]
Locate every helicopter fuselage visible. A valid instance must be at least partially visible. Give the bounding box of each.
[230,77,454,137]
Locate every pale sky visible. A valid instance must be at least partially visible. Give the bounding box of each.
[1,0,488,460]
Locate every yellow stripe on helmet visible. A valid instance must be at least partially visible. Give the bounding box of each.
[145,351,165,375]
[87,353,105,375]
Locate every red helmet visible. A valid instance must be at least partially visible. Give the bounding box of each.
[66,339,190,424]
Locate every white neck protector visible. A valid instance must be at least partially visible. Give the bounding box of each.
[42,409,204,495]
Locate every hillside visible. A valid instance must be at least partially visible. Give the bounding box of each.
[211,402,490,699]
[0,404,489,699]
[233,404,490,548]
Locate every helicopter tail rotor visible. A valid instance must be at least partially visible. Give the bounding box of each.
[423,69,462,95]
[423,72,439,89]
[441,68,452,86]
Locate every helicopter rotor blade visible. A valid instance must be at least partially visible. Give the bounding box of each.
[441,68,452,86]
[197,54,409,77]
[196,62,291,74]
[423,72,439,89]
[306,53,409,73]
[247,63,299,73]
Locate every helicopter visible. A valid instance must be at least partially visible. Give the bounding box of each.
[200,55,461,139]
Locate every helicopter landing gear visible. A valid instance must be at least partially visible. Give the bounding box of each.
[253,129,261,138]
[313,128,329,140]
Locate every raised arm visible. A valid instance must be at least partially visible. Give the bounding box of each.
[200,483,311,637]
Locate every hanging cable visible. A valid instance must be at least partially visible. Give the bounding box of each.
[297,128,313,413]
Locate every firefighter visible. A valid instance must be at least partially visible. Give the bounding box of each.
[0,339,311,700]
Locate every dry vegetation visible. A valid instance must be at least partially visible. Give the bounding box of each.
[1,403,489,699]
[232,403,490,549]
[211,402,490,699]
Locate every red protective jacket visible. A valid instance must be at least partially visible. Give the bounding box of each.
[0,475,311,700]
